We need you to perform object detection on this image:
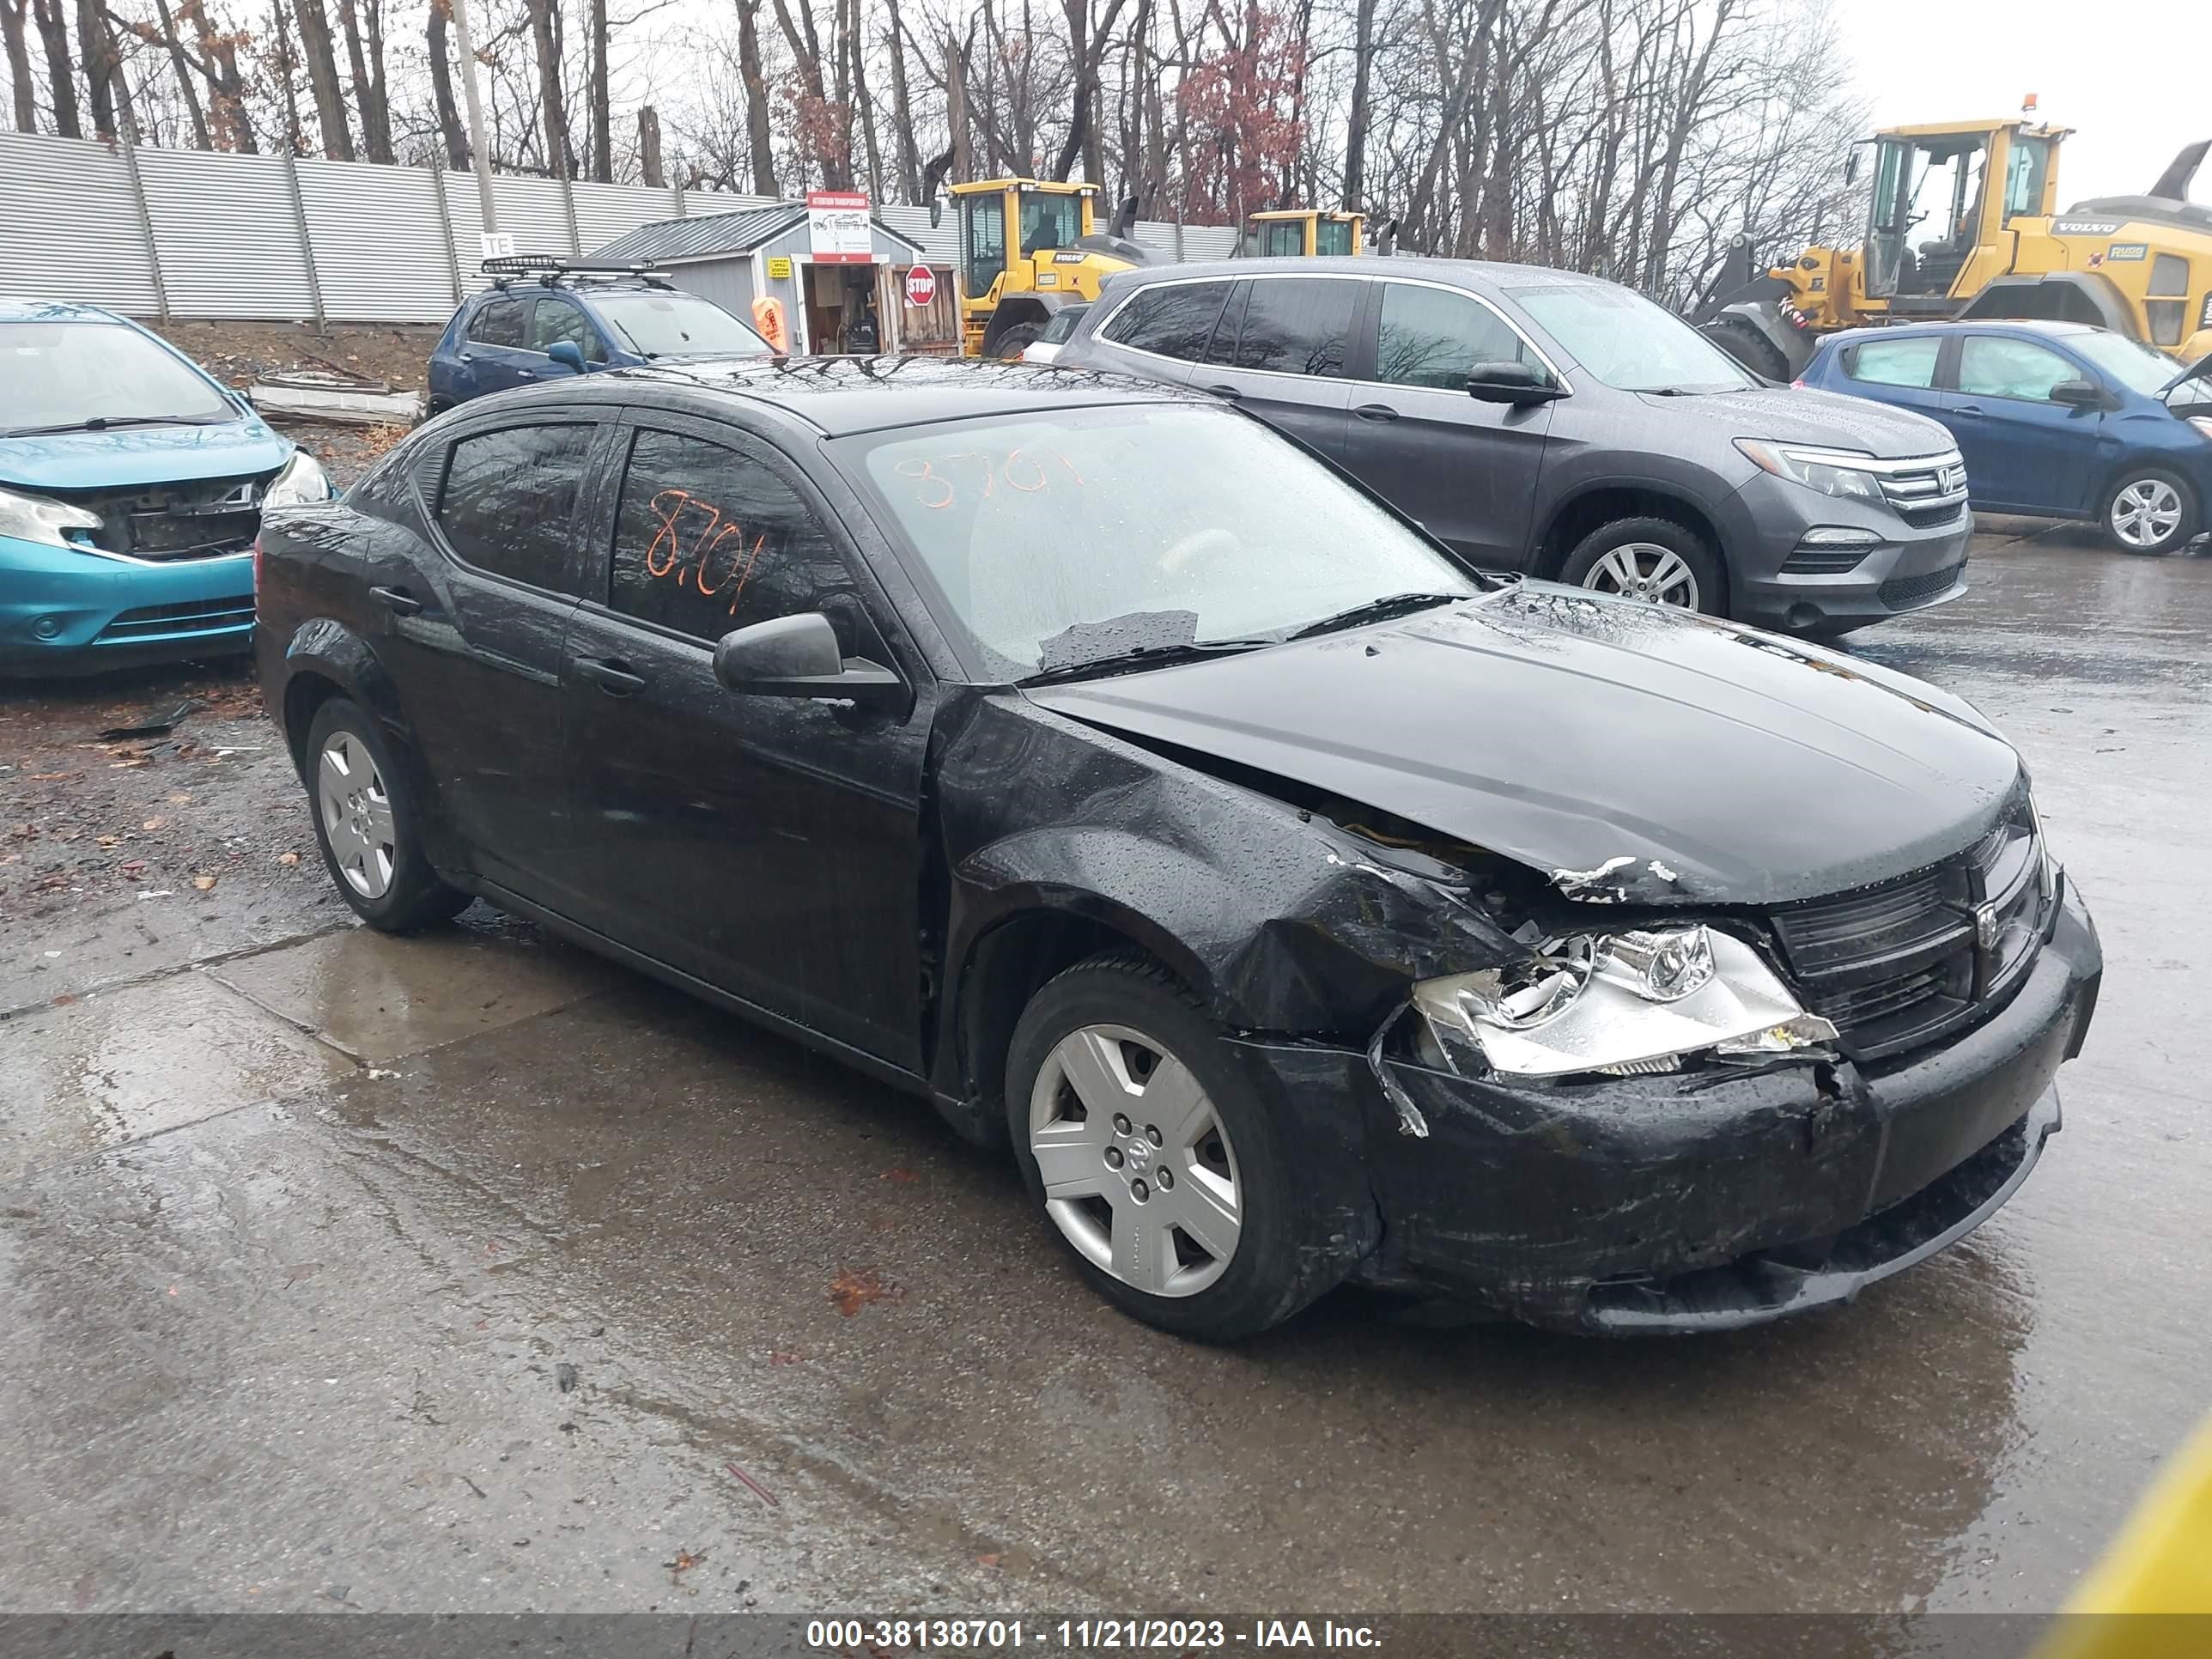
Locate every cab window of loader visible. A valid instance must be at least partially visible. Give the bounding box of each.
[1261,221,1305,258]
[1315,219,1355,257]
[963,194,1006,302]
[2004,137,2051,222]
[1021,191,1082,256]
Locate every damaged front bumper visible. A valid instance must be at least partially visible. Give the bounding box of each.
[1232,882,2101,1335]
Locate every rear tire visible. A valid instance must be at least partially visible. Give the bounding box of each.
[1702,316,1791,382]
[304,697,470,933]
[993,323,1044,361]
[1559,516,1728,617]
[2100,467,2199,554]
[1006,952,1347,1341]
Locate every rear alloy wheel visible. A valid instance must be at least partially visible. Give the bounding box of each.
[2102,468,2199,554]
[1006,953,1348,1340]
[304,697,471,933]
[1559,516,1725,616]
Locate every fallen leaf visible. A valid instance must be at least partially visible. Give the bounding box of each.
[879,1168,917,1183]
[768,1350,803,1366]
[143,817,167,831]
[96,836,119,848]
[976,1553,1001,1569]
[119,860,147,874]
[167,793,191,805]
[192,874,218,892]
[278,851,301,866]
[828,1268,900,1316]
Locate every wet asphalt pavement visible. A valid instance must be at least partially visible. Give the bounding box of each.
[1,520,2207,1619]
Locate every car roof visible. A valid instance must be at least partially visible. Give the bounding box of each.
[489,354,1207,436]
[1101,255,1613,292]
[0,299,128,324]
[1826,318,2100,345]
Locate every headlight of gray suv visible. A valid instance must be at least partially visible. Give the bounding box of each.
[1413,925,1838,1079]
[1734,439,1888,508]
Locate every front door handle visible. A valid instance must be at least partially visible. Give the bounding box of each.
[1353,404,1401,422]
[1202,383,1242,399]
[574,656,645,696]
[1953,404,1984,416]
[517,368,535,379]
[368,585,423,616]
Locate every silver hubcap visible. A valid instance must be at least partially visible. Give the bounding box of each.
[316,731,397,900]
[2112,478,2182,549]
[1029,1024,1242,1298]
[1583,542,1700,610]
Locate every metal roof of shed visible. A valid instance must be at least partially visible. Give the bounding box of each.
[591,204,927,266]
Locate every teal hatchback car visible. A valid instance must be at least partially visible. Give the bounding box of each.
[1,301,332,676]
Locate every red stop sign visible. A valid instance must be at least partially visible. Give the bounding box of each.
[903,265,939,307]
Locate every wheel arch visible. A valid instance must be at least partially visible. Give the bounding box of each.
[1535,483,1728,581]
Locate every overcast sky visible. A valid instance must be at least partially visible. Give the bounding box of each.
[1842,2,2203,205]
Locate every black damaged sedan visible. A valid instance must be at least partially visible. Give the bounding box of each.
[255,359,2101,1341]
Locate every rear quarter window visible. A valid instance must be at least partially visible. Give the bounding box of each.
[1101,281,1233,361]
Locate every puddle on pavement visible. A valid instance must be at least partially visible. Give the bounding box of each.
[0,972,352,1185]
[209,918,624,1063]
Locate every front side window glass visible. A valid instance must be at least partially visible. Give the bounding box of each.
[527,299,607,362]
[1957,336,2074,402]
[610,428,852,643]
[962,193,1006,301]
[1376,284,1532,389]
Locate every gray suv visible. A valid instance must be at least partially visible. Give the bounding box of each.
[1054,258,1973,631]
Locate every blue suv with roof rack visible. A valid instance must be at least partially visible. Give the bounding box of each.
[425,257,776,414]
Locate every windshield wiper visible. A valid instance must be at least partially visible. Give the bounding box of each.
[3,414,225,437]
[1018,638,1273,687]
[1286,591,1468,641]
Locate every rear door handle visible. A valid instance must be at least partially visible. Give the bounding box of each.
[368,585,422,616]
[1953,404,1984,416]
[1353,404,1401,422]
[574,656,645,696]
[517,368,535,379]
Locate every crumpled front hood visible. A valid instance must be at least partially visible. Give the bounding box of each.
[1645,383,1957,458]
[0,420,292,493]
[1024,584,2022,907]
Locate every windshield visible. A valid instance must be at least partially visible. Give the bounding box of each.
[590,291,772,358]
[0,320,234,433]
[1514,283,1754,393]
[842,404,1478,678]
[2068,329,2191,398]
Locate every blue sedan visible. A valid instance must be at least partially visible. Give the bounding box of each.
[1,301,332,676]
[1802,319,2212,554]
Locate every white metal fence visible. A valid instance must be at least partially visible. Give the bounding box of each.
[0,131,1239,326]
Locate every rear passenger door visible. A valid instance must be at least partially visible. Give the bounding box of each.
[1185,274,1359,459]
[1337,278,1556,563]
[376,416,610,897]
[455,296,537,397]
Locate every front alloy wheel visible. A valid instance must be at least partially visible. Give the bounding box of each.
[1581,542,1702,609]
[1029,1024,1243,1297]
[317,729,398,899]
[2108,476,2187,551]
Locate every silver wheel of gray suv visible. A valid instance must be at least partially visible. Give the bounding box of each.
[1559,517,1724,617]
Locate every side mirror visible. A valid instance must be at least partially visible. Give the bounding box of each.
[713,611,908,710]
[1845,148,1862,187]
[2049,377,2104,410]
[1467,360,1565,404]
[547,341,587,373]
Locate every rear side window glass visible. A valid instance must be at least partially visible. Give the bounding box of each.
[528,299,607,363]
[466,298,525,348]
[610,428,854,644]
[1202,283,1249,366]
[1101,281,1233,360]
[1232,277,1355,376]
[1957,336,2074,402]
[436,422,597,588]
[1376,284,1532,388]
[1844,337,1941,389]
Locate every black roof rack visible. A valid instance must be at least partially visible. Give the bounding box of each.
[480,255,674,290]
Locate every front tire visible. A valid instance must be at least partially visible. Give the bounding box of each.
[993,323,1044,361]
[1006,953,1346,1341]
[2102,467,2198,554]
[304,697,470,933]
[1559,516,1727,616]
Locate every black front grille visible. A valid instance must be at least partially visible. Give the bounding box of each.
[1879,562,1965,608]
[99,595,257,641]
[1770,802,2048,1062]
[1894,500,1967,531]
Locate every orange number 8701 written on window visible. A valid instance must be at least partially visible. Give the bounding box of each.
[641,489,774,615]
[891,447,1085,510]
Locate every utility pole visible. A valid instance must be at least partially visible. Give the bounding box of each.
[447,0,500,240]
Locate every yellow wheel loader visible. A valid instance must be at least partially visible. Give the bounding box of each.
[945,179,1156,358]
[1696,120,2212,379]
[1238,209,1370,257]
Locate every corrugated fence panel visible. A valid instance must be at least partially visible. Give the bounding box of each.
[299,160,455,323]
[137,147,314,318]
[492,175,578,260]
[0,133,158,313]
[569,180,679,254]
[875,204,955,264]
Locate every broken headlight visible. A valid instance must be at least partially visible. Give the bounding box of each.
[0,483,103,550]
[1413,925,1838,1080]
[262,449,333,508]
